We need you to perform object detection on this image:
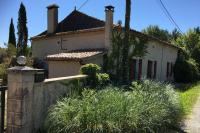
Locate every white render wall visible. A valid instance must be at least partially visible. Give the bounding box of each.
[48,61,81,78]
[140,40,178,81]
[32,31,178,81]
[48,56,103,78]
[32,31,105,60]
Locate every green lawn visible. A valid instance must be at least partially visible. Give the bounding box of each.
[177,82,200,116]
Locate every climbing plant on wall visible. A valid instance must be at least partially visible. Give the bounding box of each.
[103,24,147,85]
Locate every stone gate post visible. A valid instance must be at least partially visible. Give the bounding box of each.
[6,66,36,133]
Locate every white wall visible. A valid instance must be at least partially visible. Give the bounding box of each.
[32,31,105,60]
[48,55,103,78]
[48,61,81,78]
[32,31,178,81]
[140,41,178,81]
[84,55,103,66]
[32,37,61,59]
[61,31,105,51]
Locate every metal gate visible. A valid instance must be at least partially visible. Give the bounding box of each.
[0,86,7,133]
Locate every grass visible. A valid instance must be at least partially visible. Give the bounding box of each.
[176,82,200,116]
[44,80,181,133]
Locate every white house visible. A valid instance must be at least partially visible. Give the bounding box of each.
[31,4,179,81]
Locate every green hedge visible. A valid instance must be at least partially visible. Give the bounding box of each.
[44,80,181,133]
[80,63,110,88]
[174,57,199,83]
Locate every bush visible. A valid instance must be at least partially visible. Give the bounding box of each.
[80,63,110,88]
[97,73,110,86]
[80,63,101,76]
[44,80,181,133]
[174,57,199,83]
[0,64,7,84]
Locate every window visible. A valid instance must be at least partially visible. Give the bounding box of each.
[147,60,153,79]
[153,61,157,79]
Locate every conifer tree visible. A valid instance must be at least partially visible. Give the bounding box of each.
[8,18,16,47]
[17,2,28,55]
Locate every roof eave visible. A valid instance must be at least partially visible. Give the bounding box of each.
[30,27,105,40]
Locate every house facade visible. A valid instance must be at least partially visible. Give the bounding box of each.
[31,4,179,81]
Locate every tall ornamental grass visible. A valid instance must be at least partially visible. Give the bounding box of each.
[44,80,181,133]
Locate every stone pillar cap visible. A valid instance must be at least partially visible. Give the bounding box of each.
[7,66,41,73]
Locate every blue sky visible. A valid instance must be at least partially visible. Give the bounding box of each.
[0,0,200,47]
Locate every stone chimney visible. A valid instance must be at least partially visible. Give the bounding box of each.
[47,4,59,34]
[105,5,114,50]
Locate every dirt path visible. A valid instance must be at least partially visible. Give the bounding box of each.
[183,96,200,133]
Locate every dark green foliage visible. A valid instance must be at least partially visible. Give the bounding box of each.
[97,73,110,86]
[80,63,110,88]
[81,63,101,76]
[0,48,7,63]
[44,80,181,133]
[174,51,199,83]
[7,43,17,57]
[8,18,16,48]
[105,26,123,82]
[174,28,200,80]
[191,45,200,70]
[17,2,28,56]
[105,25,147,84]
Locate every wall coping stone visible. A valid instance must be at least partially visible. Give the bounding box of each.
[44,74,87,83]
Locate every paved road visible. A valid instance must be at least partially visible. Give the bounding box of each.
[184,96,200,133]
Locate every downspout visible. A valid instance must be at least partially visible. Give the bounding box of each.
[160,46,164,80]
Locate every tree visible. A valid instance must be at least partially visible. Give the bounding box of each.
[142,25,171,42]
[173,28,200,83]
[121,0,131,84]
[176,29,199,56]
[174,52,199,83]
[8,18,16,48]
[17,2,28,55]
[171,28,181,41]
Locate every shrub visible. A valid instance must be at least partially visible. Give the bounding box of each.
[45,80,181,133]
[97,73,110,86]
[80,63,110,88]
[174,57,199,83]
[80,63,101,76]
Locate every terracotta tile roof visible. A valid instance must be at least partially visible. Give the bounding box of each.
[46,50,104,61]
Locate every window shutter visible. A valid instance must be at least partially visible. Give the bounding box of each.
[147,60,153,79]
[153,61,157,79]
[130,59,137,80]
[138,59,142,80]
[167,62,170,78]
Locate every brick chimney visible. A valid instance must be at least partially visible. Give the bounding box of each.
[47,4,59,34]
[105,5,114,50]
